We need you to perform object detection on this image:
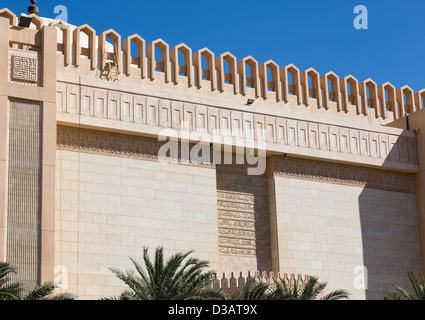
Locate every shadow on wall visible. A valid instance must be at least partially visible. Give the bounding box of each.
[358,130,423,300]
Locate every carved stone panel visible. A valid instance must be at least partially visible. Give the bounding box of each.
[11,55,38,82]
[216,164,272,273]
[9,49,41,86]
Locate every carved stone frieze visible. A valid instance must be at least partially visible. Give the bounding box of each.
[217,210,255,222]
[56,126,214,168]
[273,157,416,194]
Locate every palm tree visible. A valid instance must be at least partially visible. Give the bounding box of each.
[268,276,350,300]
[0,261,76,300]
[106,246,225,300]
[0,262,23,300]
[382,271,425,300]
[230,279,269,300]
[22,282,77,300]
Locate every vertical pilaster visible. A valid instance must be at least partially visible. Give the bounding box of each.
[266,156,280,274]
[40,25,58,284]
[0,18,10,262]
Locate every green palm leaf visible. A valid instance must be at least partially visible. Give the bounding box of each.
[107,246,225,300]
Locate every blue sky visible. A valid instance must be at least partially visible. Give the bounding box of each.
[4,0,425,91]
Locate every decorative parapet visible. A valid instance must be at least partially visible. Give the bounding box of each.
[147,39,170,82]
[170,43,194,86]
[73,24,96,69]
[0,8,16,25]
[2,7,424,124]
[48,19,71,66]
[123,34,147,78]
[212,271,311,296]
[99,29,122,74]
[193,47,216,90]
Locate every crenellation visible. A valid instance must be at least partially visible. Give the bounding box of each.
[321,71,341,112]
[379,82,398,120]
[2,7,425,124]
[281,63,301,105]
[260,59,281,101]
[216,51,239,95]
[123,34,147,78]
[0,8,16,26]
[414,89,425,111]
[170,43,194,86]
[340,75,360,115]
[147,38,170,83]
[73,24,96,69]
[193,47,216,90]
[27,13,43,30]
[99,29,122,75]
[359,78,379,118]
[237,55,260,98]
[301,67,322,108]
[48,19,71,66]
[397,85,416,115]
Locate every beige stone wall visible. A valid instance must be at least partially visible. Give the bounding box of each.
[55,146,219,300]
[270,165,422,300]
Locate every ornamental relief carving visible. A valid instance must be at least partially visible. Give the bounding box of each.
[219,247,256,257]
[273,157,416,194]
[218,219,255,230]
[218,228,256,239]
[218,210,255,222]
[56,126,214,168]
[217,188,258,258]
[217,201,255,212]
[218,238,256,248]
[9,49,41,86]
[216,191,254,203]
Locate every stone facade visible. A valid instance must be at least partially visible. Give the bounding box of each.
[0,8,425,300]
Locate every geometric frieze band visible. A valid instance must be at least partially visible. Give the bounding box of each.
[273,157,416,194]
[56,82,419,168]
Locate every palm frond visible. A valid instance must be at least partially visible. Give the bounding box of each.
[321,289,350,300]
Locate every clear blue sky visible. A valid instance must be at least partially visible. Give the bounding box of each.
[5,0,425,91]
